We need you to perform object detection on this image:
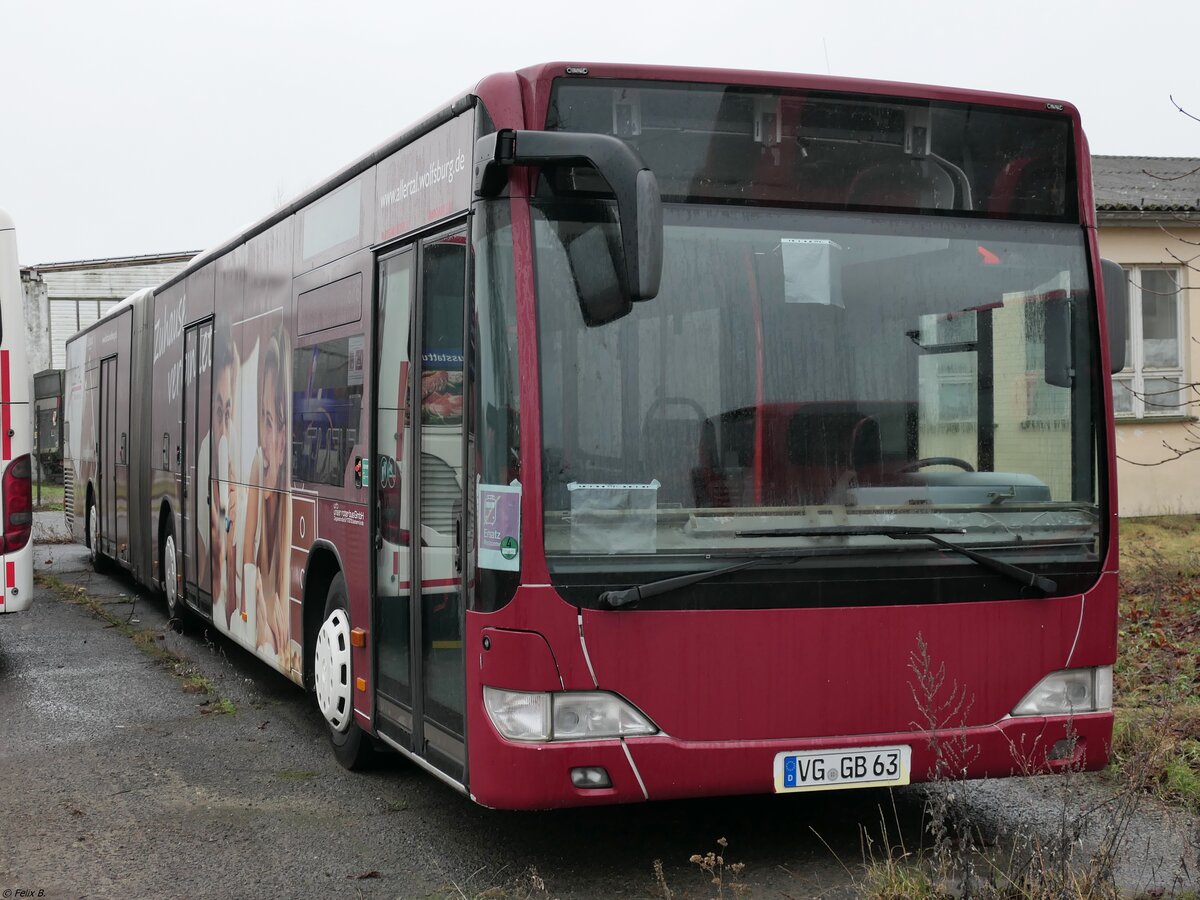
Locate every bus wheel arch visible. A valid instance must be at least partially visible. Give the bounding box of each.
[302,547,340,691]
[304,548,374,770]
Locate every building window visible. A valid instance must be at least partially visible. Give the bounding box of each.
[1113,266,1186,418]
[48,298,120,368]
[920,311,977,425]
[1023,301,1070,423]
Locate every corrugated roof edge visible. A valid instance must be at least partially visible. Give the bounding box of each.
[24,251,200,273]
[1096,203,1200,212]
[155,93,477,296]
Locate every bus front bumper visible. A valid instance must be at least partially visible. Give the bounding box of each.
[466,712,1112,810]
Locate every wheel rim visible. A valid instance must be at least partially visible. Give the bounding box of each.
[163,533,178,615]
[89,505,99,561]
[314,608,353,733]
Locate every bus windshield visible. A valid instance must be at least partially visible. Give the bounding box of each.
[534,203,1102,594]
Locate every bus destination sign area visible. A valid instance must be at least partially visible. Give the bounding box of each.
[773,745,912,793]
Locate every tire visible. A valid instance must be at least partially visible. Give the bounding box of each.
[86,497,107,572]
[161,522,184,623]
[313,573,374,770]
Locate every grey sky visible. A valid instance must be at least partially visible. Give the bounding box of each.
[2,0,1197,265]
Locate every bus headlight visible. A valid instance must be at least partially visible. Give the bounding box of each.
[483,687,551,742]
[1011,666,1112,716]
[484,687,657,742]
[551,691,657,741]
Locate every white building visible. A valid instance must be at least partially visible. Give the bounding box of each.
[21,251,197,375]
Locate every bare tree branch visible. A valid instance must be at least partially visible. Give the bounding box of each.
[1141,163,1200,182]
[1118,450,1200,466]
[1156,221,1200,248]
[1165,247,1200,273]
[1170,94,1200,125]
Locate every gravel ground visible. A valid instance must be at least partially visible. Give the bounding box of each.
[1,520,1196,898]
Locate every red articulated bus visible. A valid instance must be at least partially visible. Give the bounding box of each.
[0,209,34,614]
[63,63,1127,809]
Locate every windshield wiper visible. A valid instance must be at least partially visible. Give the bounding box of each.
[599,555,800,609]
[599,527,1058,609]
[736,526,967,538]
[735,525,1057,595]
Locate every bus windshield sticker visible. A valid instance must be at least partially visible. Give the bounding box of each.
[478,481,521,572]
[781,239,842,307]
[566,481,661,554]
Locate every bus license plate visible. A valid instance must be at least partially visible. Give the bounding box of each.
[773,745,911,793]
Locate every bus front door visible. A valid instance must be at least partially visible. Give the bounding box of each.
[98,355,117,557]
[373,228,467,782]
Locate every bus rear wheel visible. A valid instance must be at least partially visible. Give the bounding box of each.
[86,498,106,573]
[161,524,184,623]
[313,573,374,770]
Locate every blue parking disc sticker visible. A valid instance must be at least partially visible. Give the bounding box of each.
[783,755,797,788]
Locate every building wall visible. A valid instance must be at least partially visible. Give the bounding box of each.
[23,258,192,371]
[20,272,50,375]
[1098,223,1200,517]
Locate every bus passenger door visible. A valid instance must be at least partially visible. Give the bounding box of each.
[415,230,468,779]
[98,355,118,557]
[373,228,467,781]
[374,247,416,749]
[181,320,214,615]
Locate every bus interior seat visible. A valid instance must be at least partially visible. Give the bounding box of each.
[850,415,884,485]
[846,158,956,210]
[785,409,882,504]
[693,409,755,508]
[987,154,1063,216]
[689,134,761,200]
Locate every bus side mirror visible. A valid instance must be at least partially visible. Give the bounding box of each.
[1101,259,1128,374]
[474,130,663,304]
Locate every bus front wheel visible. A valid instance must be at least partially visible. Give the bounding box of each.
[313,573,374,770]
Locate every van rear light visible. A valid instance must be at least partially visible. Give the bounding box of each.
[0,454,33,555]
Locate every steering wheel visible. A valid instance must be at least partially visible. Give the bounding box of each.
[899,456,975,473]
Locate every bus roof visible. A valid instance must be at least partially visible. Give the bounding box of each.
[155,93,476,296]
[511,62,1077,116]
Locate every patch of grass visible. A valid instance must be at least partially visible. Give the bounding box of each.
[35,571,237,718]
[182,674,213,695]
[200,697,237,716]
[33,482,65,511]
[858,854,939,899]
[274,769,317,780]
[436,865,548,899]
[1114,516,1200,811]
